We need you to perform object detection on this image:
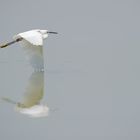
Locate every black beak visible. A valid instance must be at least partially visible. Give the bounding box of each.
[47,31,58,34]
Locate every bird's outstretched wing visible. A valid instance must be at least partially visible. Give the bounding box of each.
[20,71,44,108]
[15,30,43,46]
[21,40,44,70]
[14,31,44,70]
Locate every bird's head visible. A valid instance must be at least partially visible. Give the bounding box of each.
[37,29,58,39]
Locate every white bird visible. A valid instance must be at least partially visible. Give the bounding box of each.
[0,29,57,118]
[2,71,49,118]
[0,29,57,70]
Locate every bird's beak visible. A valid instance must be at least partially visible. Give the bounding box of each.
[47,31,58,34]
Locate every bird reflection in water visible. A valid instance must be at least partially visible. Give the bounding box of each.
[2,71,49,118]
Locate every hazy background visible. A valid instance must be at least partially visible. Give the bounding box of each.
[0,0,140,139]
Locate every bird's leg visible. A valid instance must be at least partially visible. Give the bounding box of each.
[0,37,23,48]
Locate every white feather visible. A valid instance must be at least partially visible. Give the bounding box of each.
[15,71,49,118]
[14,30,45,70]
[15,105,49,118]
[1,71,49,118]
[21,40,44,70]
[15,30,43,46]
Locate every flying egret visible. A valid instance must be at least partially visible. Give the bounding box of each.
[0,29,58,70]
[2,71,49,118]
[0,29,57,117]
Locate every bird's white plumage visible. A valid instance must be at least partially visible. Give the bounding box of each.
[20,40,44,70]
[1,71,49,118]
[21,71,44,107]
[0,29,58,118]
[13,29,48,70]
[14,30,43,46]
[15,105,49,118]
[15,71,49,118]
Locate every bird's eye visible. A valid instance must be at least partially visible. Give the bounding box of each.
[37,30,41,33]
